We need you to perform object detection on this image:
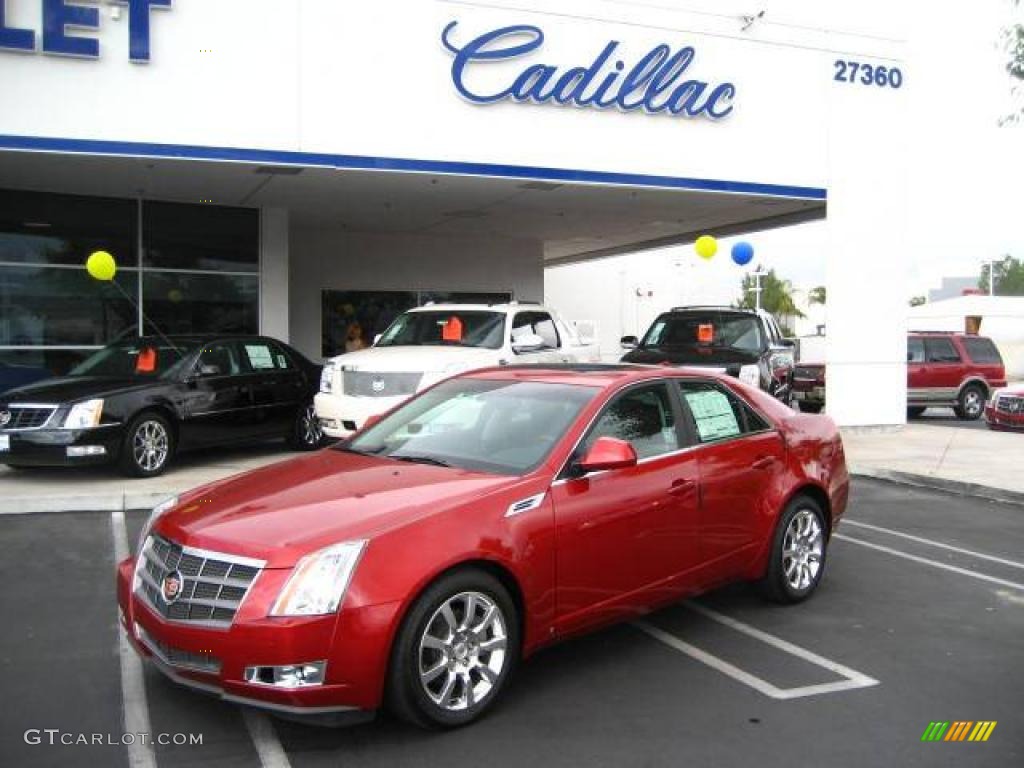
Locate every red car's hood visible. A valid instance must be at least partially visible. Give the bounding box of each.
[155,450,520,568]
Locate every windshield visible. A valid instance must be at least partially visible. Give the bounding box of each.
[68,340,197,380]
[642,312,764,354]
[375,311,506,349]
[342,378,598,475]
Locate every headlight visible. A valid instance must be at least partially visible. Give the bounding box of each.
[137,495,178,552]
[738,364,761,387]
[270,540,367,617]
[63,399,104,429]
[320,364,334,394]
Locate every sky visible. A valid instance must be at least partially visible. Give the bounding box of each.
[587,1,1024,304]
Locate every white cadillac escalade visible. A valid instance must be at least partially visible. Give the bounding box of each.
[314,303,600,439]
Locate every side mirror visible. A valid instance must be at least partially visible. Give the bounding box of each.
[198,364,221,377]
[511,333,546,353]
[778,338,797,349]
[360,413,383,431]
[576,437,638,474]
[620,335,639,350]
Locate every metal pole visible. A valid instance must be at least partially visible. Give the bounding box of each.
[989,260,995,296]
[753,269,763,311]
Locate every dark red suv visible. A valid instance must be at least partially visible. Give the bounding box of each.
[907,332,1006,420]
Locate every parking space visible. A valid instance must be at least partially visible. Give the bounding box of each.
[908,408,989,431]
[2,478,1022,768]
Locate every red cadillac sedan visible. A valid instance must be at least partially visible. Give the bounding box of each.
[116,365,849,729]
[985,385,1024,431]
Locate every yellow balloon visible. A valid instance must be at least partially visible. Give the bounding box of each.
[86,251,117,282]
[695,235,718,260]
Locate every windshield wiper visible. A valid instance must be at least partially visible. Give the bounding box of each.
[391,454,452,468]
[336,445,385,456]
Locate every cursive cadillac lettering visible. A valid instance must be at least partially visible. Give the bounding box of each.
[441,21,736,120]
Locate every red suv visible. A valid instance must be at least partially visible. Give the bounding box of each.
[907,332,1006,420]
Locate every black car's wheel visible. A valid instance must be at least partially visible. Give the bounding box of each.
[119,412,174,478]
[288,402,323,450]
[799,402,824,414]
[759,496,828,604]
[387,568,519,729]
[953,384,985,421]
[907,406,926,418]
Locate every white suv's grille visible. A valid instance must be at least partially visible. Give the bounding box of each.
[343,371,423,398]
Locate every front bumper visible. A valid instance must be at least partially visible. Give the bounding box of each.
[313,392,406,439]
[985,405,1024,431]
[0,425,122,467]
[116,557,400,721]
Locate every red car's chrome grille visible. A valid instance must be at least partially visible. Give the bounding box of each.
[996,395,1024,414]
[134,535,264,629]
[136,624,223,675]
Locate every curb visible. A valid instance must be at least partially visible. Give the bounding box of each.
[0,491,174,515]
[852,468,1024,507]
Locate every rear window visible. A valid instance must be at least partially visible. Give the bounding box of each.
[961,337,1002,365]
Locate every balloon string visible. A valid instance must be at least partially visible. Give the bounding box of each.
[106,279,184,358]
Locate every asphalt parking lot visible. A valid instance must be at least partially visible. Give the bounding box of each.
[1,478,1021,768]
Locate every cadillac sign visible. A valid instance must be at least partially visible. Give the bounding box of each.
[442,20,737,121]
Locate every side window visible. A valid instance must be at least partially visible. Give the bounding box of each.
[907,338,925,363]
[583,384,679,460]
[962,337,1002,365]
[678,381,768,443]
[196,343,241,377]
[532,313,561,349]
[243,343,278,371]
[925,338,961,363]
[266,342,294,370]
[511,312,561,350]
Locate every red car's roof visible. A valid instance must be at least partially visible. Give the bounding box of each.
[465,364,706,389]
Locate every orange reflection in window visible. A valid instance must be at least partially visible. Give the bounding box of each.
[136,347,157,373]
[442,316,464,342]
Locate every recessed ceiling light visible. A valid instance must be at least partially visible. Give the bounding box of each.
[519,181,563,192]
[22,221,51,229]
[254,166,304,176]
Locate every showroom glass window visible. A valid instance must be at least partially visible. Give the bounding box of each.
[0,190,259,378]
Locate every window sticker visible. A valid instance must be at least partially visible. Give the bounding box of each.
[697,323,714,343]
[245,344,275,370]
[442,316,464,342]
[684,390,741,441]
[135,347,157,374]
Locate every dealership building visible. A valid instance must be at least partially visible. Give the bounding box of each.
[0,0,909,426]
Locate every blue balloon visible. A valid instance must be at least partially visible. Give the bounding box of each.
[731,241,754,266]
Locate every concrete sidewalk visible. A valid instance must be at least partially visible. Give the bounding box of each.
[0,443,293,514]
[841,422,1024,504]
[2,424,1021,514]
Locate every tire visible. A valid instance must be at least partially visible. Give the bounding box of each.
[906,406,926,418]
[758,496,828,604]
[119,411,175,478]
[288,401,323,451]
[799,402,823,414]
[387,568,520,729]
[953,384,985,421]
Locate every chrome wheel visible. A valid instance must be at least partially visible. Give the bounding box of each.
[418,591,508,712]
[962,389,984,418]
[133,420,169,472]
[300,403,322,446]
[782,508,824,591]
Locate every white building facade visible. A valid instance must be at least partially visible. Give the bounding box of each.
[0,0,909,425]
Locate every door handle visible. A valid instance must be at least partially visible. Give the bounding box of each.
[670,478,696,496]
[751,456,776,471]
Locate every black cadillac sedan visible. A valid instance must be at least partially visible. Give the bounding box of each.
[0,336,323,477]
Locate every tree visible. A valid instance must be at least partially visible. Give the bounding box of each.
[979,255,1024,295]
[809,286,826,305]
[1005,0,1024,120]
[909,296,926,307]
[736,269,805,321]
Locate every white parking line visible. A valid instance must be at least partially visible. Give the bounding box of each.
[111,510,157,768]
[634,603,879,700]
[835,534,1024,592]
[843,519,1024,570]
[242,709,292,768]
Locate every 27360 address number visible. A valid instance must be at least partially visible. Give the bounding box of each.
[834,60,903,89]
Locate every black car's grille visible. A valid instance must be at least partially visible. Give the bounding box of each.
[343,371,423,398]
[996,395,1024,414]
[135,535,264,629]
[0,405,57,430]
[136,625,222,675]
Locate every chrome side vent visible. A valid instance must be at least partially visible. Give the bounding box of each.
[505,492,547,518]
